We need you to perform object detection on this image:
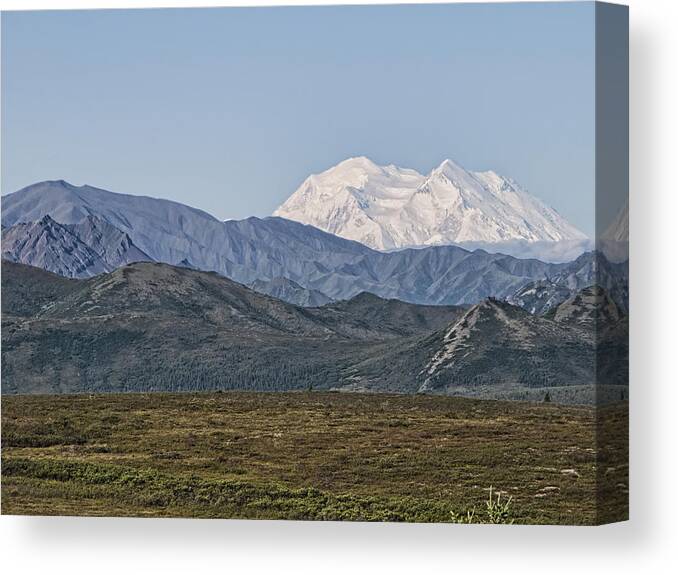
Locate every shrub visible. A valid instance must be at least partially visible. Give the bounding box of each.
[485,486,514,524]
[450,486,515,525]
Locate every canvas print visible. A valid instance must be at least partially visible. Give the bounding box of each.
[0,2,628,525]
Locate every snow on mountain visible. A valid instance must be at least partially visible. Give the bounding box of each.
[272,157,425,251]
[274,157,586,250]
[507,279,573,315]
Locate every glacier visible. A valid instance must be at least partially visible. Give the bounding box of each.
[274,156,587,250]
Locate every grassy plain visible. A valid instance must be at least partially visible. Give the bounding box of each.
[1,391,628,524]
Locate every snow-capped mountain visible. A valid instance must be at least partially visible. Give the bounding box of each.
[274,157,587,250]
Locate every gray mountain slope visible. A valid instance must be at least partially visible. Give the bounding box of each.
[416,299,594,393]
[69,215,152,269]
[508,252,628,314]
[1,180,373,285]
[1,214,152,278]
[2,215,111,277]
[507,280,573,315]
[35,262,340,338]
[2,181,630,309]
[249,276,333,307]
[309,292,466,338]
[1,180,625,307]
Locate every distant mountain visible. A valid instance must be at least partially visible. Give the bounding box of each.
[249,277,333,307]
[1,180,376,288]
[1,214,151,278]
[507,280,573,315]
[2,215,110,277]
[449,238,595,264]
[1,261,361,394]
[274,157,586,250]
[1,180,623,308]
[547,285,623,326]
[7,261,462,341]
[69,215,152,269]
[33,262,342,338]
[1,261,626,403]
[507,251,628,314]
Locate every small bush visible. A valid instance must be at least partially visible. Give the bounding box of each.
[485,486,514,524]
[450,487,514,525]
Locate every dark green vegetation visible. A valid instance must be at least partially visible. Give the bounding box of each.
[1,261,627,403]
[0,261,463,395]
[1,392,628,524]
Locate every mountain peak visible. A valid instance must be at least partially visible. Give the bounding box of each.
[33,179,85,192]
[462,297,524,323]
[550,285,622,326]
[274,157,585,250]
[38,213,58,225]
[52,179,75,187]
[433,158,465,176]
[1,212,152,279]
[336,156,380,170]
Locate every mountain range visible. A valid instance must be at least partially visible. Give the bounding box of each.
[274,156,586,250]
[1,180,627,311]
[0,174,628,403]
[1,260,626,403]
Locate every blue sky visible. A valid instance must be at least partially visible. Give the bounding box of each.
[1,3,596,234]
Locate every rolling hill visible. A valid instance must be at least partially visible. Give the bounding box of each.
[1,261,626,403]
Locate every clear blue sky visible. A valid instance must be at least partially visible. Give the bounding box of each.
[1,3,596,235]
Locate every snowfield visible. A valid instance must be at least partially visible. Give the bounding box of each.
[275,156,587,250]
